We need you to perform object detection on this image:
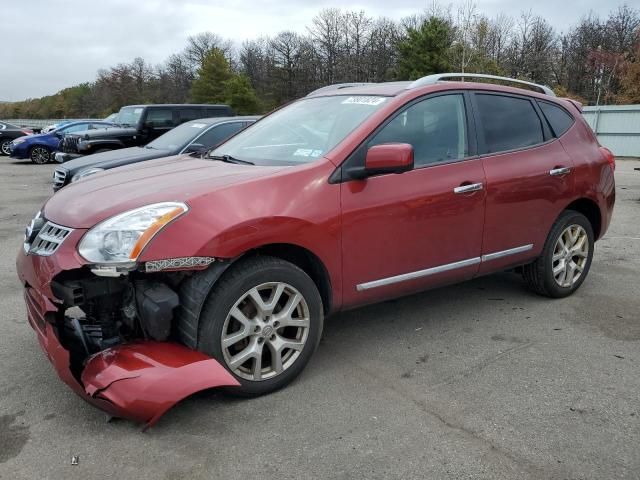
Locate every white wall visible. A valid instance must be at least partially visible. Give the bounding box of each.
[582,105,640,157]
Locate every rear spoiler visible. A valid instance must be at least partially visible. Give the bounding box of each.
[562,98,583,113]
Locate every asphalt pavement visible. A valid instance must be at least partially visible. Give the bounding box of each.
[1,157,639,479]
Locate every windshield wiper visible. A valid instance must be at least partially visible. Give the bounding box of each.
[209,154,255,165]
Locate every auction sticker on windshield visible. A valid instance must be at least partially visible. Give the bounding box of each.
[341,96,387,106]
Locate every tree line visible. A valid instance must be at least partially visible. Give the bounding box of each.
[1,2,639,120]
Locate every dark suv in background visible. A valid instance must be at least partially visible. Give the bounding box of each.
[56,104,234,161]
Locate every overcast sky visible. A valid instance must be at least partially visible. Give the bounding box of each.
[1,0,623,101]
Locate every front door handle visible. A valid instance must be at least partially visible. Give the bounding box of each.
[549,167,571,176]
[454,182,483,194]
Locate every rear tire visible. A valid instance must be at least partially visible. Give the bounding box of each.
[196,256,324,397]
[29,145,51,164]
[0,140,11,156]
[523,210,594,298]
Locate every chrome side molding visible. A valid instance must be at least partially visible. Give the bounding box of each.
[356,244,534,291]
[481,244,533,262]
[356,257,481,291]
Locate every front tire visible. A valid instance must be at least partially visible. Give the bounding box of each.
[0,140,11,156]
[523,210,594,298]
[196,256,324,396]
[30,145,51,164]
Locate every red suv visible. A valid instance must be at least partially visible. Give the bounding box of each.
[16,74,616,427]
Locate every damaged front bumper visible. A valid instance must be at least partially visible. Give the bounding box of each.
[17,244,239,429]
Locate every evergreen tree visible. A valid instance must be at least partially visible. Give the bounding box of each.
[396,17,453,80]
[190,49,233,103]
[223,75,261,114]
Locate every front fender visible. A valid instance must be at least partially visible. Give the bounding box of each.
[140,215,343,310]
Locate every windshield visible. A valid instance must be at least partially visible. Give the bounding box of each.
[147,120,210,151]
[114,107,144,127]
[211,95,389,165]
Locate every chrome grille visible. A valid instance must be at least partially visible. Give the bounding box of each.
[61,135,80,153]
[24,220,73,256]
[53,168,68,189]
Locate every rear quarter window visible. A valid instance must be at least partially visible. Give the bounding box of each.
[537,101,575,137]
[475,94,544,154]
[206,107,232,117]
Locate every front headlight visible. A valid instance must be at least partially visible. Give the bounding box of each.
[78,202,188,264]
[12,138,26,145]
[71,167,104,182]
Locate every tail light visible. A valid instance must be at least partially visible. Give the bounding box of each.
[21,129,33,135]
[599,146,615,171]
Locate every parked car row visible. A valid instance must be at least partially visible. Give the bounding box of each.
[10,120,116,163]
[1,103,234,164]
[56,103,234,161]
[53,116,258,190]
[15,73,616,429]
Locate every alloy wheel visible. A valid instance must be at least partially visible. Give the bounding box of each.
[0,141,10,156]
[221,282,310,381]
[552,224,589,288]
[31,147,50,164]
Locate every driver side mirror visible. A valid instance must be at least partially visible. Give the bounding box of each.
[184,143,207,155]
[347,143,414,180]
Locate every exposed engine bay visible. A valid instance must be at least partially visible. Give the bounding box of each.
[27,266,240,429]
[51,272,182,356]
[52,271,183,368]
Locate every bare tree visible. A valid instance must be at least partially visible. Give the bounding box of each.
[307,8,346,83]
[183,32,233,71]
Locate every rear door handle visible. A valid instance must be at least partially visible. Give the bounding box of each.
[454,182,483,194]
[549,167,571,176]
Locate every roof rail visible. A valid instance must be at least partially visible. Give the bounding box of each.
[307,83,374,97]
[407,73,555,97]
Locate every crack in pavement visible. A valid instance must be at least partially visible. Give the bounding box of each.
[350,342,553,479]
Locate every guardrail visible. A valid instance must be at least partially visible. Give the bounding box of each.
[582,105,640,157]
[3,119,65,129]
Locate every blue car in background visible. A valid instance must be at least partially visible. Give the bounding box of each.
[9,120,115,164]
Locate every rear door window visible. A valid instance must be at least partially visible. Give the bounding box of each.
[206,107,231,117]
[145,109,175,128]
[537,101,574,137]
[475,94,544,153]
[178,108,204,124]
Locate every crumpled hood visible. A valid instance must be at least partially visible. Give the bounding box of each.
[44,155,287,228]
[62,146,171,174]
[76,126,137,140]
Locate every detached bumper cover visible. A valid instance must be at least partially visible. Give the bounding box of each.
[39,321,239,429]
[18,248,240,429]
